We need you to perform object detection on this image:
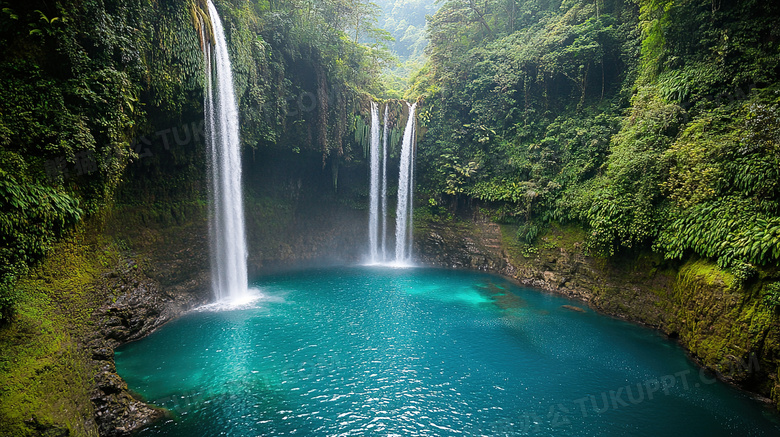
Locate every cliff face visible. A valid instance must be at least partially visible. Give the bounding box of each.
[414,211,780,410]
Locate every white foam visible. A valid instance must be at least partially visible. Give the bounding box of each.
[196,288,267,312]
[360,260,417,269]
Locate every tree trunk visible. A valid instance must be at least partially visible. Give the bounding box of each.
[469,0,493,35]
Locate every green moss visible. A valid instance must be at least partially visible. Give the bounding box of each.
[498,221,589,266]
[414,207,476,239]
[546,223,588,253]
[497,224,525,263]
[677,259,736,291]
[669,259,779,389]
[0,223,119,436]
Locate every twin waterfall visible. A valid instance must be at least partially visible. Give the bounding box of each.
[201,0,416,301]
[368,102,417,265]
[202,0,250,302]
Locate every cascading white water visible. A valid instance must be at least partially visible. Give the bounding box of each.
[368,102,381,263]
[380,104,389,261]
[203,0,249,302]
[394,103,417,263]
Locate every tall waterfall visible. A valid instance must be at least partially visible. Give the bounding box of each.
[368,102,381,262]
[203,0,249,302]
[366,102,416,265]
[394,103,417,263]
[380,104,389,260]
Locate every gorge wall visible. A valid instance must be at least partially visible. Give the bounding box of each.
[3,158,779,436]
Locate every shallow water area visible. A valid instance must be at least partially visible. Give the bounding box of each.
[115,267,780,436]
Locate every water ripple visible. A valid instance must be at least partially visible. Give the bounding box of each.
[116,267,780,436]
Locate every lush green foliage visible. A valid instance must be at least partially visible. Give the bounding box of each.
[655,93,780,269]
[373,0,439,97]
[375,0,436,61]
[0,0,389,320]
[0,0,156,321]
[0,173,82,321]
[416,0,780,272]
[2,0,779,324]
[211,0,394,161]
[567,0,780,262]
[415,0,637,237]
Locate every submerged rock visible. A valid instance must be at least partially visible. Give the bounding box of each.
[561,304,586,313]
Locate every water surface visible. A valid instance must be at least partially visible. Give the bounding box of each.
[115,267,780,436]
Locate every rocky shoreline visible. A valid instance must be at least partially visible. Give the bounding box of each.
[86,256,210,436]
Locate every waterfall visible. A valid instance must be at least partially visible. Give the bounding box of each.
[203,0,249,302]
[366,102,416,266]
[394,103,417,263]
[380,104,389,261]
[368,102,381,262]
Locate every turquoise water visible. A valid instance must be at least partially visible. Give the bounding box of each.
[115,267,780,436]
